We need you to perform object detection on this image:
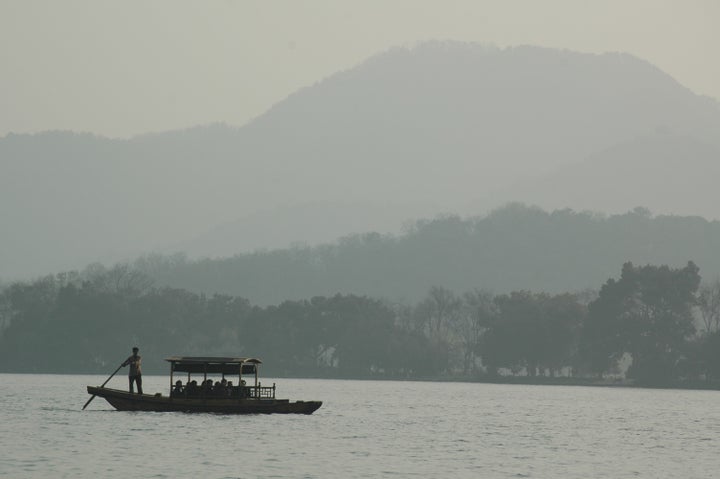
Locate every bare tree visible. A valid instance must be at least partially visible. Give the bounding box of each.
[417,286,461,339]
[452,289,496,375]
[697,278,720,333]
[85,263,154,296]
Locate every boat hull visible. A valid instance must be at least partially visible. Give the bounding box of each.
[87,386,322,414]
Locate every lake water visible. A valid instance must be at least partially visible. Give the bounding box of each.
[2,374,719,478]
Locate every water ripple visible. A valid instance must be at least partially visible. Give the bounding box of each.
[2,374,720,478]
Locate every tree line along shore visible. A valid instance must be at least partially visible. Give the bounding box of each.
[1,259,719,389]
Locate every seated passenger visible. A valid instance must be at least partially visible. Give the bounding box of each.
[203,379,213,394]
[220,378,229,395]
[172,380,184,396]
[213,380,224,396]
[239,379,247,397]
[186,380,198,396]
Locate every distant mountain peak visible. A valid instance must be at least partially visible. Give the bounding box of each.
[3,42,720,279]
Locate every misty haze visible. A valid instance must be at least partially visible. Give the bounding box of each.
[2,2,720,478]
[3,42,720,279]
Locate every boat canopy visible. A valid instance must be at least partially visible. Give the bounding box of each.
[166,356,262,375]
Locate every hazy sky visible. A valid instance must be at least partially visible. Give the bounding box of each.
[1,0,718,138]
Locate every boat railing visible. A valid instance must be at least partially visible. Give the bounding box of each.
[246,383,275,399]
[169,383,276,400]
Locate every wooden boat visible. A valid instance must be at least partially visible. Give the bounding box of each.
[86,356,322,414]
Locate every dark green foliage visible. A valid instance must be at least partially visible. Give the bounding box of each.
[0,268,429,377]
[1,259,719,387]
[481,291,584,377]
[580,261,700,384]
[238,295,405,377]
[696,332,720,381]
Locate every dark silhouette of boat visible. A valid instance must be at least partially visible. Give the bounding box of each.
[86,356,322,414]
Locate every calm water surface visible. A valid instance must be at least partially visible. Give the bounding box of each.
[1,374,719,478]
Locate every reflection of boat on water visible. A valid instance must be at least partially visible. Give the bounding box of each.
[86,356,322,414]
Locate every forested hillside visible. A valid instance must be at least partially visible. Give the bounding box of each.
[2,260,719,387]
[137,205,720,305]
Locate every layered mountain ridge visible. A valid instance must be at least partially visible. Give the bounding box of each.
[2,41,719,278]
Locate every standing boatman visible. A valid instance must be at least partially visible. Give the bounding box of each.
[122,346,143,394]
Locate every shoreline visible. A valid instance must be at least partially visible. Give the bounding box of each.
[3,370,719,392]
